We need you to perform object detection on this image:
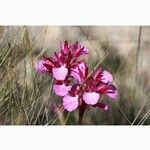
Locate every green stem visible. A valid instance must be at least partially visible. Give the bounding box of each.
[78,107,85,125]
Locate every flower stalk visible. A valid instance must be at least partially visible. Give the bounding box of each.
[78,107,85,125]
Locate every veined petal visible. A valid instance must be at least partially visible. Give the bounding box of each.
[83,92,100,105]
[72,41,89,57]
[71,61,88,83]
[97,83,118,99]
[61,40,69,54]
[71,67,82,83]
[53,52,63,64]
[107,89,118,98]
[53,84,72,96]
[63,95,79,112]
[52,66,68,80]
[92,68,103,80]
[35,59,51,73]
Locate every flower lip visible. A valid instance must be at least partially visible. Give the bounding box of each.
[63,95,79,112]
[83,92,100,105]
[101,70,113,83]
[52,65,68,81]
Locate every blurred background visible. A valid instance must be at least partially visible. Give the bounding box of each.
[0,26,150,125]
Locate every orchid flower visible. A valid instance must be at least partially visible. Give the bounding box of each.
[35,41,88,79]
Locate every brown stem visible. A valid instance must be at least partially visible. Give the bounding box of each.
[78,107,85,125]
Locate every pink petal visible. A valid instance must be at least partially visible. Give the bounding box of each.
[61,41,69,54]
[79,61,86,72]
[101,70,113,83]
[63,95,79,112]
[71,67,82,83]
[107,90,118,99]
[83,47,89,54]
[52,66,68,80]
[95,102,108,111]
[71,61,88,83]
[97,83,117,99]
[72,42,89,56]
[53,84,71,96]
[83,92,100,105]
[92,68,103,80]
[35,60,49,73]
[52,52,62,63]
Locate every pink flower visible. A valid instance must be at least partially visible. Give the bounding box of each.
[71,60,88,83]
[35,59,52,73]
[52,66,68,80]
[83,92,100,105]
[63,95,79,112]
[37,41,89,81]
[53,83,71,96]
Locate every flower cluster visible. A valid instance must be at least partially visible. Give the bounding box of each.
[35,41,117,112]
